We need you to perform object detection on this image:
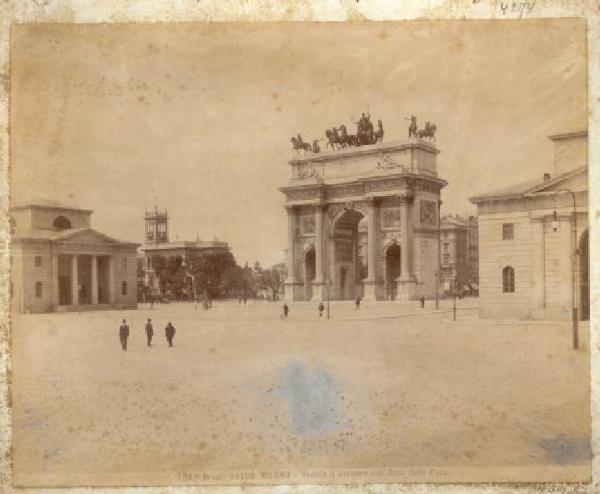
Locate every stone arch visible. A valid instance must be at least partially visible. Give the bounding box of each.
[303,244,316,300]
[385,242,401,300]
[53,215,72,230]
[329,207,366,300]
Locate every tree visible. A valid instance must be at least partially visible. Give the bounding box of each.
[259,269,283,300]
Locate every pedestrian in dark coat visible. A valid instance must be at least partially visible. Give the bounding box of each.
[283,303,289,319]
[420,296,425,308]
[165,322,176,347]
[355,296,361,309]
[119,319,129,351]
[318,302,325,317]
[145,318,154,346]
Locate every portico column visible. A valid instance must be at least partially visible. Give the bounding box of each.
[51,254,59,308]
[531,217,546,313]
[363,197,382,301]
[91,255,99,305]
[71,255,79,305]
[108,256,115,304]
[399,193,413,281]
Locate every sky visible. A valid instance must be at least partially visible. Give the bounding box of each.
[10,20,587,266]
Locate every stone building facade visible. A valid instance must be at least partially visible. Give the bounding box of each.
[10,201,139,313]
[470,130,588,320]
[439,215,479,294]
[141,207,231,297]
[280,139,447,302]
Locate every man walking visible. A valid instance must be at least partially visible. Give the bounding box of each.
[119,319,129,351]
[283,303,289,319]
[165,322,176,347]
[145,318,154,347]
[318,301,324,317]
[420,295,425,309]
[355,295,361,310]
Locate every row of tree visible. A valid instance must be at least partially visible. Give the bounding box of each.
[144,252,283,301]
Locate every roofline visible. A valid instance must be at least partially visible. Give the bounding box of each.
[288,139,440,165]
[10,204,93,213]
[469,166,587,204]
[548,130,587,141]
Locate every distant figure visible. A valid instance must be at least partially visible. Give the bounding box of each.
[119,319,129,351]
[283,303,289,319]
[355,296,361,309]
[165,322,176,347]
[145,318,154,346]
[420,296,425,308]
[318,302,325,317]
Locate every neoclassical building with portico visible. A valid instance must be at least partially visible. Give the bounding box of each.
[10,201,139,313]
[280,138,446,302]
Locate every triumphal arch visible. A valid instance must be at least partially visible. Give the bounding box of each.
[280,132,447,302]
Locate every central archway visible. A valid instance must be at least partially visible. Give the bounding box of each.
[330,208,366,300]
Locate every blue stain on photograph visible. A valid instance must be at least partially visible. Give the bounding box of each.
[278,359,346,435]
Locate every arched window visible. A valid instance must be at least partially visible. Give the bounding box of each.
[53,216,72,230]
[121,281,128,296]
[502,266,515,293]
[9,216,16,234]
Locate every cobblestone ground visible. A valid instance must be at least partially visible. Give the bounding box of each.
[11,299,590,486]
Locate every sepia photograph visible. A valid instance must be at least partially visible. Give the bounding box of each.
[7,19,591,487]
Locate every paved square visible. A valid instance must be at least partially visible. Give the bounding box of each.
[11,301,590,486]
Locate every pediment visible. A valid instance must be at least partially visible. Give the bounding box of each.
[57,228,123,245]
[528,167,587,195]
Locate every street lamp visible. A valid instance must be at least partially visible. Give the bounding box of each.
[551,189,579,350]
[435,200,442,310]
[181,259,198,310]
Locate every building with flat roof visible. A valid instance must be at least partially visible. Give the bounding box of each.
[140,206,231,297]
[10,200,139,313]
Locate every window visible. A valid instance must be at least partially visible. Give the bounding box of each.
[502,223,514,240]
[502,266,515,293]
[35,281,42,298]
[34,256,42,267]
[53,216,72,230]
[121,281,128,296]
[122,257,128,269]
[443,243,449,252]
[9,217,16,234]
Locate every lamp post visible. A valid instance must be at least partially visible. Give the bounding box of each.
[181,260,197,310]
[435,200,442,310]
[452,274,457,321]
[551,188,578,350]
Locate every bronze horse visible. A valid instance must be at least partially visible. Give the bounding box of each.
[325,128,342,150]
[407,115,418,138]
[291,135,312,154]
[417,121,437,141]
[338,125,358,147]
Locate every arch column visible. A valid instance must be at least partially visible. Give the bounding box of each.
[397,192,416,301]
[311,204,326,301]
[284,205,302,301]
[363,197,383,301]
